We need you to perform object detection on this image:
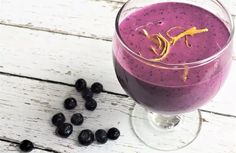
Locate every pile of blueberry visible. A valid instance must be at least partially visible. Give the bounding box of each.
[18,79,120,152]
[52,79,120,146]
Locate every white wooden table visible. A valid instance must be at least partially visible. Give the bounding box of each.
[0,0,236,153]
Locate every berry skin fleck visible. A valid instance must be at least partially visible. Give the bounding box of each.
[95,129,108,144]
[107,127,120,140]
[85,98,97,111]
[56,123,73,138]
[64,97,77,110]
[75,79,87,91]
[78,129,95,146]
[52,112,66,127]
[91,82,103,94]
[19,140,34,152]
[71,113,84,126]
[82,88,94,99]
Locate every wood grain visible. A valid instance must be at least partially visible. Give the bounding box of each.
[0,0,235,152]
[0,0,235,41]
[0,24,236,115]
[0,74,235,153]
[0,0,122,40]
[0,24,123,94]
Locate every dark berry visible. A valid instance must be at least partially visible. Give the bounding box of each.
[64,97,77,110]
[107,127,120,140]
[91,82,103,94]
[95,129,108,144]
[71,113,84,126]
[78,129,94,146]
[19,140,34,152]
[85,98,97,111]
[56,123,73,138]
[75,79,87,91]
[82,88,93,99]
[52,112,66,127]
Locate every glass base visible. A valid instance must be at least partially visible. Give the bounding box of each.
[131,104,202,151]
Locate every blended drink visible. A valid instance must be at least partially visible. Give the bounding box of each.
[113,2,232,114]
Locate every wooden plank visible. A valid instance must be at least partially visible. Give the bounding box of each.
[0,0,235,41]
[0,0,122,40]
[0,24,236,115]
[0,24,124,94]
[0,140,49,153]
[0,74,235,153]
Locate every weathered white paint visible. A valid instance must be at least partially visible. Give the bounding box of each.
[0,24,236,115]
[0,0,235,152]
[0,24,124,94]
[0,0,122,40]
[0,0,235,41]
[0,75,235,153]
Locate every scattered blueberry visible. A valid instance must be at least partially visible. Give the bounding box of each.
[56,123,73,138]
[85,98,97,111]
[75,79,87,91]
[95,129,108,144]
[19,140,34,152]
[82,88,94,99]
[91,82,103,94]
[64,97,77,110]
[107,127,120,140]
[78,129,94,146]
[71,113,84,126]
[52,112,66,127]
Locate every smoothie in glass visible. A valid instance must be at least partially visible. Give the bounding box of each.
[113,2,232,114]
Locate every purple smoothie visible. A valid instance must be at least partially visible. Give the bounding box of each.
[113,2,232,114]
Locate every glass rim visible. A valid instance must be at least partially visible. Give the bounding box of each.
[115,0,235,69]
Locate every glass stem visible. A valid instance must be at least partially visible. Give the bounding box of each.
[147,111,181,130]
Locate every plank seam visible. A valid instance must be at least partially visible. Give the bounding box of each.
[0,71,235,118]
[0,137,60,153]
[106,0,124,4]
[0,15,235,43]
[199,109,236,118]
[0,22,112,42]
[0,71,128,97]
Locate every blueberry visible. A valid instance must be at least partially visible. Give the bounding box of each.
[85,98,97,111]
[107,127,120,140]
[78,129,94,146]
[91,82,103,94]
[56,123,73,138]
[71,113,84,126]
[82,88,93,99]
[19,140,34,152]
[75,79,87,91]
[52,112,66,127]
[64,97,77,110]
[95,129,108,144]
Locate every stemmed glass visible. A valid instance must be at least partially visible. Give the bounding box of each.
[112,0,234,151]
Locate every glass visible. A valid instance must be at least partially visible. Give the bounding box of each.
[112,0,234,151]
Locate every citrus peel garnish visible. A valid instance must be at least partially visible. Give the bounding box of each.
[141,26,208,61]
[140,26,208,82]
[166,26,183,39]
[184,36,191,48]
[148,33,171,62]
[169,27,208,45]
[150,46,158,55]
[183,65,189,82]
